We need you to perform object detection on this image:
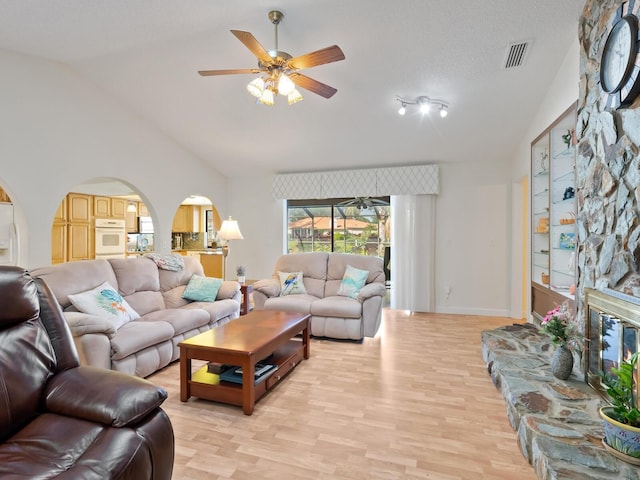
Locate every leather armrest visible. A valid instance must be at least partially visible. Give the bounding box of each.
[45,366,167,428]
[253,278,280,297]
[357,282,386,301]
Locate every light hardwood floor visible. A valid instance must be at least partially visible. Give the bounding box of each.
[148,310,537,480]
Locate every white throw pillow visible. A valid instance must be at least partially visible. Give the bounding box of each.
[278,271,307,296]
[68,281,140,330]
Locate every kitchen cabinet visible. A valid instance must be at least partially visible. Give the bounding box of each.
[530,102,577,320]
[94,196,127,219]
[138,202,149,216]
[51,198,67,264]
[68,193,91,223]
[125,202,139,232]
[199,253,224,278]
[68,223,92,262]
[172,205,201,232]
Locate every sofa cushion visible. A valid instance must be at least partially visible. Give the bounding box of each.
[278,271,306,296]
[311,296,363,319]
[108,257,160,295]
[264,294,320,314]
[181,299,240,323]
[336,265,369,299]
[141,308,210,336]
[110,320,174,360]
[182,275,223,302]
[30,260,118,309]
[272,252,327,298]
[68,281,140,330]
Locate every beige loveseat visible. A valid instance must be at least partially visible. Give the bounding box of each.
[252,252,386,340]
[31,256,240,377]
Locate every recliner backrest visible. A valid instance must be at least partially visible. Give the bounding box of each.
[0,268,57,442]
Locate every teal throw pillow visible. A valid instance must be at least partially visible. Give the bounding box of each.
[183,275,223,302]
[278,271,307,296]
[337,265,369,299]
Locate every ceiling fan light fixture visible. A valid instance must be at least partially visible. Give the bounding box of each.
[288,89,303,105]
[247,77,265,97]
[258,87,275,106]
[277,73,296,96]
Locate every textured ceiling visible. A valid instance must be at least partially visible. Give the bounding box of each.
[0,0,585,178]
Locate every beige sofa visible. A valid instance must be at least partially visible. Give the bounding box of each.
[252,252,386,340]
[31,256,240,377]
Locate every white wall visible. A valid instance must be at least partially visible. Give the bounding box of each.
[0,49,228,268]
[510,38,580,319]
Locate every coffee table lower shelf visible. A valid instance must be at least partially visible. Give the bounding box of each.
[187,340,304,408]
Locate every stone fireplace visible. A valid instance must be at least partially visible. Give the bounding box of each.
[586,288,640,407]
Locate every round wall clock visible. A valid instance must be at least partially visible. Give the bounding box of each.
[601,12,640,108]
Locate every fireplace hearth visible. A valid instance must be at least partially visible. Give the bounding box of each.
[586,288,640,409]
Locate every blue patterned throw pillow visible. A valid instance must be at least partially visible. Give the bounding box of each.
[278,271,307,296]
[337,265,369,299]
[182,275,223,302]
[68,281,140,329]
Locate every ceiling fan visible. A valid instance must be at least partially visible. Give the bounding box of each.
[198,10,345,105]
[337,197,390,210]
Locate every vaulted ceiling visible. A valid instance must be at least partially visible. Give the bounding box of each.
[0,0,585,178]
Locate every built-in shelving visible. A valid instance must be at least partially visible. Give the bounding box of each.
[530,103,577,320]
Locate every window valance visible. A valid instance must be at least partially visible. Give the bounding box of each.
[272,164,439,200]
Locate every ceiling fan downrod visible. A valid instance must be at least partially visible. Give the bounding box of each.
[268,10,284,54]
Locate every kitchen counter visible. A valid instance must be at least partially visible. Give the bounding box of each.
[172,249,225,277]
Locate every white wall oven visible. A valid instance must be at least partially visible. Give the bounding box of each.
[95,218,126,259]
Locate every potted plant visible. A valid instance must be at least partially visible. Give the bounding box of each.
[236,265,246,284]
[600,352,640,463]
[540,300,584,380]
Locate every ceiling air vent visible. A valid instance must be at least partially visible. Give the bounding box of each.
[503,41,530,69]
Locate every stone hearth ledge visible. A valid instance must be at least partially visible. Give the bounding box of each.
[481,323,640,479]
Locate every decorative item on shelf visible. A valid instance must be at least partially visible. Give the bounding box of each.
[563,186,575,200]
[599,352,640,463]
[559,214,576,225]
[562,129,572,148]
[236,265,246,284]
[540,300,584,380]
[541,272,550,285]
[536,217,550,233]
[559,232,576,250]
[540,149,548,172]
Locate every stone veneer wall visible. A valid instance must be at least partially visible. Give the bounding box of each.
[577,0,640,325]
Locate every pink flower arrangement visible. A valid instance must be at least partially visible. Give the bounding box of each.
[540,300,585,353]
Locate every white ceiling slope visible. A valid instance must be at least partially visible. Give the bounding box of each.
[0,0,584,178]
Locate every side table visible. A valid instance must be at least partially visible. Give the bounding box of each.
[239,283,254,315]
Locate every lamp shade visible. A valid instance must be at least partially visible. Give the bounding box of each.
[218,217,244,241]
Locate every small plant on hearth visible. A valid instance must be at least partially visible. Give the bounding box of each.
[540,300,584,353]
[601,352,640,428]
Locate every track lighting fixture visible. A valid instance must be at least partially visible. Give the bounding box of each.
[396,96,449,117]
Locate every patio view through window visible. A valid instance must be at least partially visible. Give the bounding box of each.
[287,197,391,281]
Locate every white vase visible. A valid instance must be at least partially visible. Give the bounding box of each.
[237,275,245,284]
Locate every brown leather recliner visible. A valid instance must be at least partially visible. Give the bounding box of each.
[0,267,174,479]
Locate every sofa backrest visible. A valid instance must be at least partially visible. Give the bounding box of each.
[0,267,79,443]
[272,252,328,298]
[108,257,165,316]
[157,255,205,309]
[30,259,118,310]
[324,253,385,297]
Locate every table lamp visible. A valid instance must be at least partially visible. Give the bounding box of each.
[218,216,244,257]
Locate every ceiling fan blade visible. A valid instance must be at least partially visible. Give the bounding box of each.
[288,73,337,99]
[230,30,274,64]
[288,45,345,70]
[198,68,262,76]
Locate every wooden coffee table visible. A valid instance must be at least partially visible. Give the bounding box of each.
[178,310,310,415]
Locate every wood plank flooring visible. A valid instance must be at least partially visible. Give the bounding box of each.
[148,310,537,480]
